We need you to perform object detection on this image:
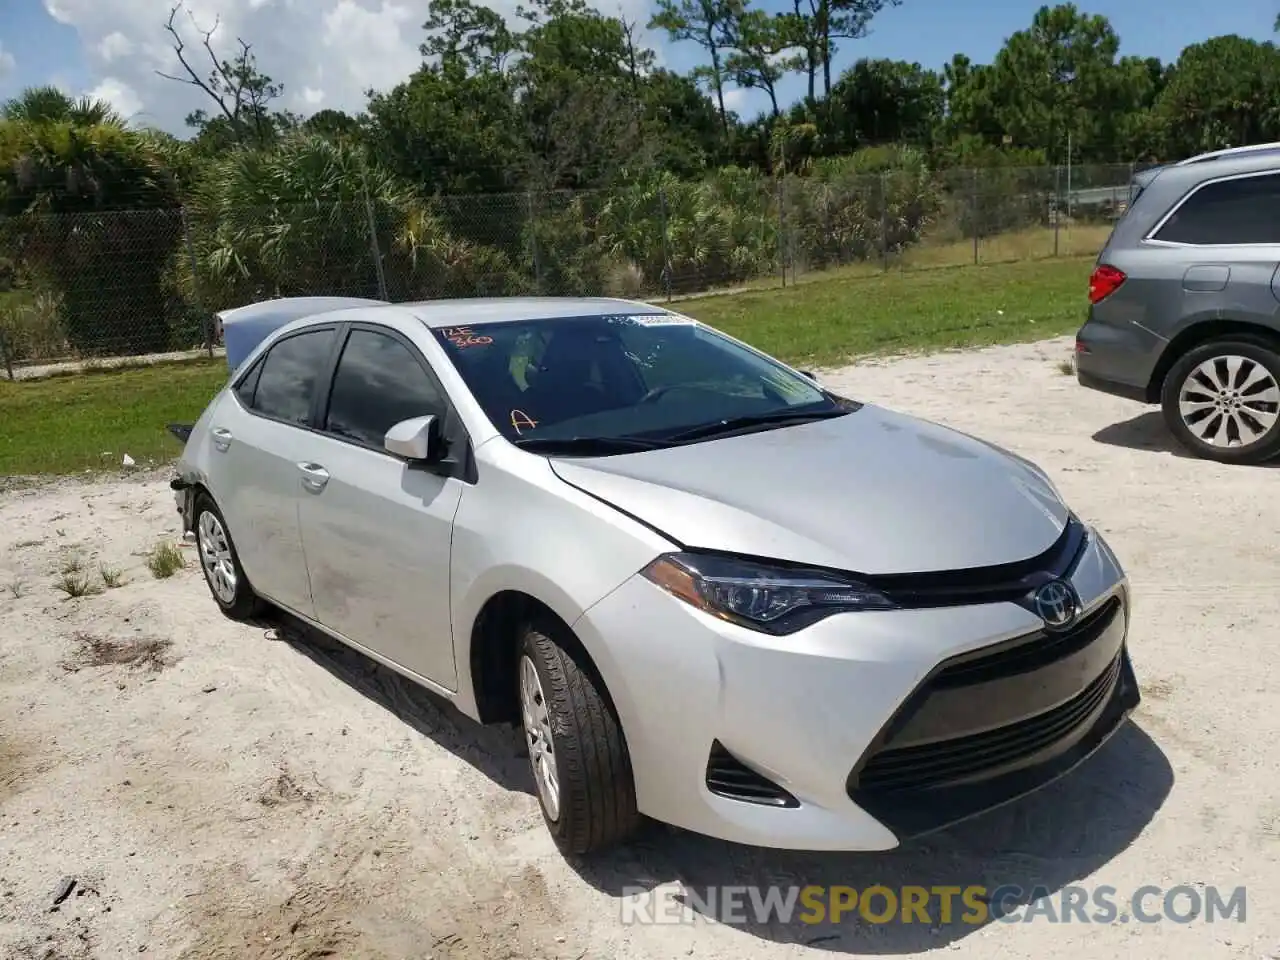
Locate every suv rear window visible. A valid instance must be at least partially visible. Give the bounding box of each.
[1154,173,1280,245]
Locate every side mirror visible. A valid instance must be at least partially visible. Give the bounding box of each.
[384,415,442,462]
[799,369,818,382]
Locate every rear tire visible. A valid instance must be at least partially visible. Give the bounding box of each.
[192,491,265,621]
[1160,336,1280,465]
[517,619,640,855]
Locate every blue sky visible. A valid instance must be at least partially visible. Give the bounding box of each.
[0,0,1276,132]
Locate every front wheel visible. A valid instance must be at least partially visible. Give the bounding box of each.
[192,492,265,621]
[1160,337,1280,465]
[518,620,640,855]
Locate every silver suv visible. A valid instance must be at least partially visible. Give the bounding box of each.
[1076,143,1280,464]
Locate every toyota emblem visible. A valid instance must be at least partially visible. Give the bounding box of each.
[1033,579,1078,630]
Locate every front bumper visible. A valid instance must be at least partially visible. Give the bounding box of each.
[172,478,195,535]
[575,526,1137,851]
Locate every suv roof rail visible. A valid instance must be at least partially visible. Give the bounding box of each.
[1175,142,1280,165]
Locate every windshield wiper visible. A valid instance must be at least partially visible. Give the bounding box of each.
[662,408,848,443]
[513,435,669,454]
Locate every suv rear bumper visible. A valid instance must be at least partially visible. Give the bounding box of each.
[1076,369,1148,403]
[1075,314,1162,404]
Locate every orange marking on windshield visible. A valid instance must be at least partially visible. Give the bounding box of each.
[510,410,538,434]
[442,326,493,347]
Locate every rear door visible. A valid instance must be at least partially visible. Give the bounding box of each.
[208,325,340,617]
[296,323,467,690]
[1148,171,1280,328]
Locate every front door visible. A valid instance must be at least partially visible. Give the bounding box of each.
[296,326,464,690]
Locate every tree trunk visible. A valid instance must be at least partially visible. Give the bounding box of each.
[710,44,729,134]
[819,0,833,97]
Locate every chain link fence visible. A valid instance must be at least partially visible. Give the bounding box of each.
[0,162,1140,379]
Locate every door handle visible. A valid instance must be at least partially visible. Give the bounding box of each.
[211,427,233,452]
[297,462,330,492]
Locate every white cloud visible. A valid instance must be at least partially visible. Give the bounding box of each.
[320,1,422,105]
[42,0,664,136]
[0,42,15,80]
[86,76,143,118]
[97,32,135,62]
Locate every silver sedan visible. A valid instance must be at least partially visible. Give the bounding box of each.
[171,296,1140,854]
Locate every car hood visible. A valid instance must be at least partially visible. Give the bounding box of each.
[549,405,1069,575]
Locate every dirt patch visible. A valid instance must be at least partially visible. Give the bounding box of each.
[257,768,321,808]
[0,738,32,804]
[60,632,174,673]
[180,880,358,960]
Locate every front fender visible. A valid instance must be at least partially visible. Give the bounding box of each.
[447,444,676,720]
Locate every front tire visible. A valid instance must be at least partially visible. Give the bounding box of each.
[192,491,264,621]
[1160,337,1280,465]
[518,620,640,855]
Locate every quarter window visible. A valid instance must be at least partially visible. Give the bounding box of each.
[325,329,444,447]
[234,356,264,407]
[1154,174,1280,245]
[251,329,335,424]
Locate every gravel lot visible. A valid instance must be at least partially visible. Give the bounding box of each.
[1,335,1277,959]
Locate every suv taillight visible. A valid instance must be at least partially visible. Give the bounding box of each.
[1088,264,1126,304]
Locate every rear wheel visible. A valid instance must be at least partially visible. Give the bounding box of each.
[1160,337,1280,465]
[518,620,640,855]
[193,491,265,621]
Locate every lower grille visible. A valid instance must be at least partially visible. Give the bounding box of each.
[705,741,798,807]
[854,653,1122,794]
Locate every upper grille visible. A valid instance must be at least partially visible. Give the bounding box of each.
[931,597,1122,690]
[865,516,1088,608]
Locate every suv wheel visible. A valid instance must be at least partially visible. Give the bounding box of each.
[1161,337,1280,465]
[193,491,265,621]
[517,619,640,855]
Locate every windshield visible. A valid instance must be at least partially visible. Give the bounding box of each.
[433,313,849,449]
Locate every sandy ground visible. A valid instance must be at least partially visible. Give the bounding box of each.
[1,334,1278,959]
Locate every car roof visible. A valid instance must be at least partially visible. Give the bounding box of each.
[219,296,681,373]
[1141,147,1280,196]
[399,297,670,328]
[1108,146,1280,249]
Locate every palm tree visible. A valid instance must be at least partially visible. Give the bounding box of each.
[182,132,498,306]
[0,85,179,354]
[1,86,123,126]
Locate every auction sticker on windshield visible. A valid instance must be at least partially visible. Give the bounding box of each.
[612,314,697,326]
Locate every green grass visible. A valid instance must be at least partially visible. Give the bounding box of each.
[146,541,186,579]
[0,257,1094,476]
[0,359,228,475]
[679,256,1092,368]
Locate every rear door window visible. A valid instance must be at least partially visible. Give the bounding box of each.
[1154,174,1280,245]
[251,329,336,425]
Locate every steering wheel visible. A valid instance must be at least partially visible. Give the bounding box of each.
[638,383,713,404]
[760,379,788,404]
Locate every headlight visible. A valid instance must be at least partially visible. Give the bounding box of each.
[640,552,896,635]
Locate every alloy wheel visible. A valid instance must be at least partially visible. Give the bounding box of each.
[1177,354,1280,448]
[520,654,561,821]
[197,511,238,605]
